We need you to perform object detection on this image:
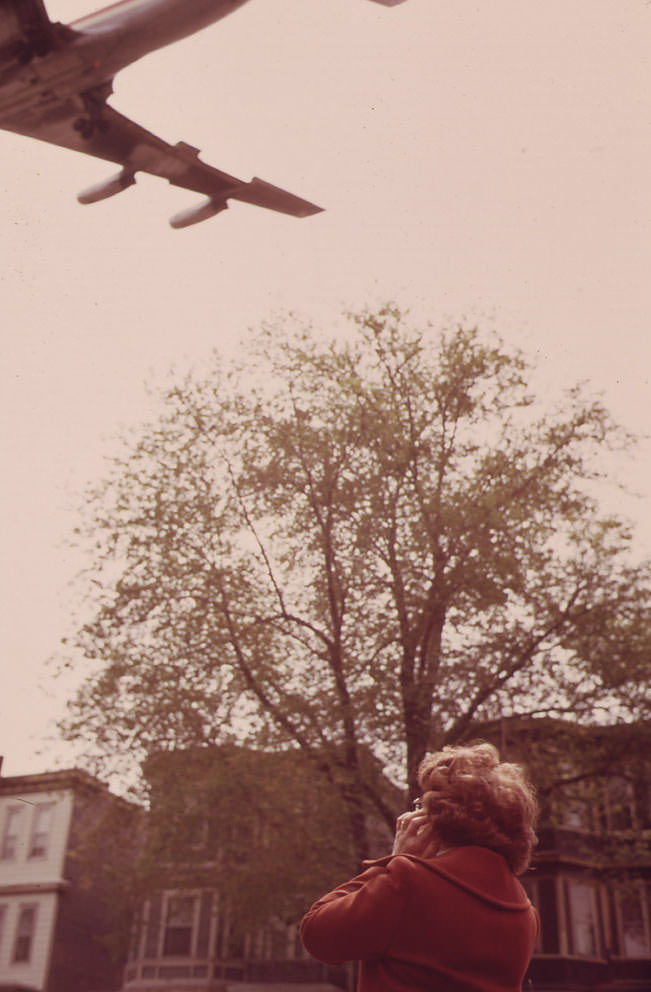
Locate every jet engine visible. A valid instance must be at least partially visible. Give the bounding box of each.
[77,169,136,204]
[169,198,228,229]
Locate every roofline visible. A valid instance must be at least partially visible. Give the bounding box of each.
[0,767,110,795]
[468,715,651,738]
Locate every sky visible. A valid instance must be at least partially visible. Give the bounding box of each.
[1,0,650,781]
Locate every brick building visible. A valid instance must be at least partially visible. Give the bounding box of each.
[122,745,394,992]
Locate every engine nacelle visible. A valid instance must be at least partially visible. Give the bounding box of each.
[169,198,228,229]
[77,169,136,204]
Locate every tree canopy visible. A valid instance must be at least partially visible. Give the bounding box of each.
[61,306,651,863]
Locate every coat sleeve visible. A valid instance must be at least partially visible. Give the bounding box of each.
[300,858,410,964]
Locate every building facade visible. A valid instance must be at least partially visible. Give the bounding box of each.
[122,746,394,992]
[492,719,651,991]
[119,731,651,992]
[3,724,648,992]
[0,762,140,992]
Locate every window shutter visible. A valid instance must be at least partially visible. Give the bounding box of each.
[196,891,213,958]
[144,893,163,959]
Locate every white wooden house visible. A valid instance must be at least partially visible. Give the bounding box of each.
[0,762,139,992]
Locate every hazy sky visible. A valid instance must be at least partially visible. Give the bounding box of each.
[1,0,649,779]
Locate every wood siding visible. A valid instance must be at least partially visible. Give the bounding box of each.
[0,891,58,989]
[0,790,73,885]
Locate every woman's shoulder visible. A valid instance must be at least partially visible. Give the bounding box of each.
[364,847,532,911]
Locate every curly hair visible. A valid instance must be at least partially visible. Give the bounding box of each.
[417,742,538,875]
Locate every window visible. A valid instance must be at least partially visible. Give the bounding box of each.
[522,877,559,955]
[604,777,635,831]
[163,895,196,956]
[559,791,595,830]
[566,881,601,957]
[554,765,596,831]
[617,887,651,957]
[13,905,37,963]
[1,806,23,859]
[29,803,55,858]
[0,904,7,954]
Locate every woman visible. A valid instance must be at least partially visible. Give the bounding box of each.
[300,742,539,992]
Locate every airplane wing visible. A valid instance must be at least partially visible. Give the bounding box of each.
[2,90,323,226]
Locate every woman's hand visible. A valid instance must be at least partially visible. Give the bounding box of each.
[392,809,439,858]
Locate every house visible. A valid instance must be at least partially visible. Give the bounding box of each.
[0,759,141,992]
[122,745,396,992]
[122,729,651,992]
[479,718,651,992]
[5,719,647,992]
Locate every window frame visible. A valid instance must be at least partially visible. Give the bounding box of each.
[613,883,651,958]
[0,903,7,956]
[522,875,562,955]
[28,802,55,859]
[161,892,199,958]
[563,878,604,959]
[12,903,38,964]
[1,806,24,860]
[602,775,637,832]
[557,780,598,832]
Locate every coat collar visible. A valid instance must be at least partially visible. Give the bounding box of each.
[363,846,532,911]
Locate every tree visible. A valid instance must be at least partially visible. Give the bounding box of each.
[61,305,651,864]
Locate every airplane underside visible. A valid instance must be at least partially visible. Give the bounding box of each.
[0,0,408,226]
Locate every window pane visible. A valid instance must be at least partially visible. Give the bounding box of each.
[1,807,23,859]
[568,882,599,957]
[537,878,560,955]
[13,905,37,963]
[620,890,651,957]
[606,777,634,830]
[558,779,595,830]
[167,896,195,927]
[163,896,195,957]
[29,803,55,858]
[163,927,193,956]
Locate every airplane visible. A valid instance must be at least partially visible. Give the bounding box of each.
[0,0,407,228]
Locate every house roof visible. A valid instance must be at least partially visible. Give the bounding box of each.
[0,766,110,797]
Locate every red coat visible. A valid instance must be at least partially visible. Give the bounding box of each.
[300,846,539,992]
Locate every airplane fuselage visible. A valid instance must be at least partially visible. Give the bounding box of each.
[71,0,252,73]
[0,0,252,121]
